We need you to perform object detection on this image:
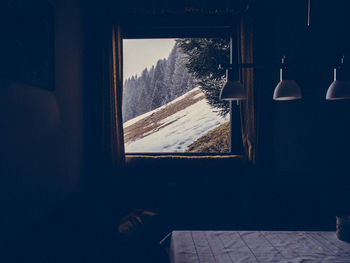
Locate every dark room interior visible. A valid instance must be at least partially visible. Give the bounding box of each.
[1,0,350,262]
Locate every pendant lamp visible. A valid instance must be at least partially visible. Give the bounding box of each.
[326,56,350,100]
[273,56,302,101]
[219,68,246,101]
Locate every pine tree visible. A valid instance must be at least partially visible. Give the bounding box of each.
[172,48,197,98]
[122,42,199,122]
[164,45,178,102]
[176,38,230,116]
[151,59,167,109]
[135,68,151,115]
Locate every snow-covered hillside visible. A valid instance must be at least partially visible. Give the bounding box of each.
[123,87,229,152]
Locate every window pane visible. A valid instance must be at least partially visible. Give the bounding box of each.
[123,38,230,153]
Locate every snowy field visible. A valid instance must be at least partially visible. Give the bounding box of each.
[124,89,228,152]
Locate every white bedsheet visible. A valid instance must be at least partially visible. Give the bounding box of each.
[168,231,350,263]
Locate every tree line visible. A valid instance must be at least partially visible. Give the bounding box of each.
[122,38,231,122]
[122,42,197,122]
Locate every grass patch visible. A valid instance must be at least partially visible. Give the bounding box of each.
[124,88,204,143]
[185,121,230,153]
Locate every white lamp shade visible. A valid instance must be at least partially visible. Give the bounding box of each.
[273,80,302,101]
[219,80,246,101]
[326,80,350,100]
[326,68,350,100]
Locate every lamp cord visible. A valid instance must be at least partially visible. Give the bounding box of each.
[307,0,311,27]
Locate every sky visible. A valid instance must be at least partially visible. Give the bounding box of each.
[123,39,175,81]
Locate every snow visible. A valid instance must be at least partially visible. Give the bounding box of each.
[125,94,229,153]
[193,92,204,100]
[123,87,201,128]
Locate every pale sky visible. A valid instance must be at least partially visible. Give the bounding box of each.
[123,39,176,81]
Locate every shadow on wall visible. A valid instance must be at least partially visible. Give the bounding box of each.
[0,80,64,243]
[0,0,85,246]
[0,80,61,138]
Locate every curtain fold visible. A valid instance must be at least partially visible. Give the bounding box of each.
[102,25,125,168]
[238,11,256,165]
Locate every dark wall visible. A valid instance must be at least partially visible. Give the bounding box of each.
[0,0,85,245]
[257,0,350,175]
[253,0,350,228]
[2,0,350,253]
[114,0,350,231]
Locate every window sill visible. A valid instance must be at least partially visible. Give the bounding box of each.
[124,154,248,181]
[125,154,247,165]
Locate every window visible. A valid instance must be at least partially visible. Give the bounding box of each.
[122,31,240,154]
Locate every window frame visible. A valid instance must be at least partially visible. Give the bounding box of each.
[121,25,244,156]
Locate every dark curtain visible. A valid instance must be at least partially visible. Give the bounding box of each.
[238,10,256,164]
[102,24,125,168]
